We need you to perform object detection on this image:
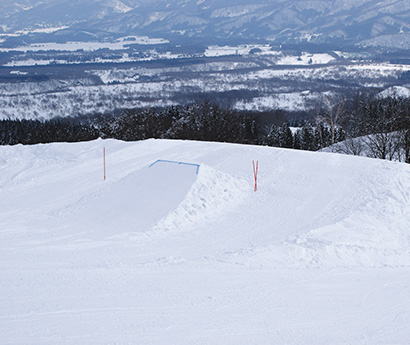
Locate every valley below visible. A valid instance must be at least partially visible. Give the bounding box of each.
[1,42,409,120]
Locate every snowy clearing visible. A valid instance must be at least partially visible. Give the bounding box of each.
[234,92,321,111]
[0,36,169,53]
[1,139,410,344]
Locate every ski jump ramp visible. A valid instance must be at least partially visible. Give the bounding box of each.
[71,160,201,236]
[149,160,200,174]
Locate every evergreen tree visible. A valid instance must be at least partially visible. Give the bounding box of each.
[300,124,317,151]
[279,123,293,148]
[315,122,331,149]
[266,125,280,147]
[293,130,301,150]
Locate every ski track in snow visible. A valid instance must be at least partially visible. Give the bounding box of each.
[1,138,410,344]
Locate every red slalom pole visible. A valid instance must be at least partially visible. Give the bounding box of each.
[253,160,258,192]
[103,147,106,181]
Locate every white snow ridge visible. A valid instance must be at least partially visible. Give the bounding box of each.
[1,139,410,344]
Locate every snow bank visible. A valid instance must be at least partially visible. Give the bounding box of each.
[224,155,410,269]
[231,207,410,269]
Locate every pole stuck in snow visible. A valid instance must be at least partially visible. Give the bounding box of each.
[103,147,106,181]
[253,160,258,192]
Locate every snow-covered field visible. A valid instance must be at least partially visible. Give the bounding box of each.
[0,36,169,53]
[234,91,321,111]
[1,139,410,344]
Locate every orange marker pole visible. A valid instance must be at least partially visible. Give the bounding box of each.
[253,160,258,192]
[103,147,106,181]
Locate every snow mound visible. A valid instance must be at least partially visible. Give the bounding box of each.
[225,167,410,269]
[233,217,410,269]
[153,164,250,232]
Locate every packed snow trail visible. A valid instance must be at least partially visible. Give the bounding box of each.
[1,138,410,344]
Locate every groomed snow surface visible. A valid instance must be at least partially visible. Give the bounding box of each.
[1,139,410,344]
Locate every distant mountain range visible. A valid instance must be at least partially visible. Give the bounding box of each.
[1,0,410,49]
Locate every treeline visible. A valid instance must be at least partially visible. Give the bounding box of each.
[0,118,98,145]
[339,93,410,162]
[0,103,282,146]
[99,103,259,144]
[1,94,409,163]
[266,122,345,151]
[99,103,345,151]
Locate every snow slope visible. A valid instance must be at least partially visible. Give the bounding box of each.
[1,139,410,344]
[379,86,410,98]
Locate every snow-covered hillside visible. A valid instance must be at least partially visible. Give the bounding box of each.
[380,85,410,98]
[1,139,410,344]
[1,0,409,48]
